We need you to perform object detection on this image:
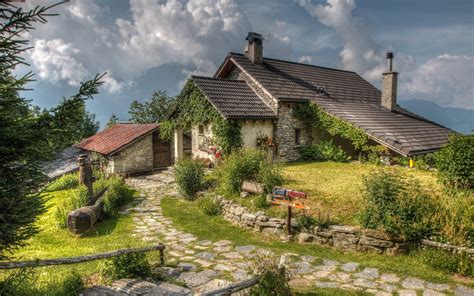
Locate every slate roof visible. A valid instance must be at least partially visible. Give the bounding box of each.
[40,146,86,179]
[314,98,452,156]
[211,52,454,155]
[75,123,159,155]
[224,52,381,103]
[191,75,276,119]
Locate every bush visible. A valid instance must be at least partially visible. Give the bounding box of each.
[296,214,316,232]
[299,140,350,162]
[53,185,89,228]
[47,173,79,192]
[249,250,291,296]
[100,175,134,217]
[359,170,435,240]
[436,134,474,189]
[200,196,221,216]
[419,247,473,276]
[219,149,283,195]
[174,159,204,200]
[254,194,269,209]
[100,252,151,281]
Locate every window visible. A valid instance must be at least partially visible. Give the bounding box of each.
[295,128,302,145]
[198,125,204,135]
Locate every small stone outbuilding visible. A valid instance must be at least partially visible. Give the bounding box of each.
[75,123,173,175]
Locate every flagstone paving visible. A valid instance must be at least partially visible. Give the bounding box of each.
[122,170,473,296]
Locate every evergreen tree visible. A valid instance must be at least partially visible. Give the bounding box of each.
[129,90,174,123]
[0,3,103,259]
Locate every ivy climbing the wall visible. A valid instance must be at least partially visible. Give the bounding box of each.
[293,102,386,160]
[160,81,242,155]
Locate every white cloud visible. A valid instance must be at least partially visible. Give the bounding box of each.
[298,55,312,63]
[29,38,89,87]
[28,38,128,94]
[401,54,474,109]
[298,0,474,109]
[115,0,252,77]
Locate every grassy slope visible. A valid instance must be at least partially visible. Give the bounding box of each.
[1,188,145,287]
[283,162,441,224]
[161,197,473,287]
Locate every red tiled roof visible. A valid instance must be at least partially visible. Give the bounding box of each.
[74,123,159,155]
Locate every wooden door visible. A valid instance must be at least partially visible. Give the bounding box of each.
[153,132,171,168]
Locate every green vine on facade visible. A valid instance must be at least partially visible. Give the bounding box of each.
[161,81,242,155]
[293,102,386,158]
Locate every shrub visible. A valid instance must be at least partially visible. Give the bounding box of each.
[299,140,350,162]
[296,214,316,232]
[101,175,134,217]
[174,159,204,200]
[100,252,151,281]
[419,247,473,276]
[257,163,284,194]
[200,196,221,216]
[219,149,283,195]
[254,194,269,209]
[436,134,474,189]
[318,140,350,162]
[359,170,435,240]
[299,144,323,161]
[53,185,89,228]
[47,173,79,192]
[249,250,291,296]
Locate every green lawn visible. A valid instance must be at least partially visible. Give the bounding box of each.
[282,161,442,224]
[161,196,473,288]
[231,161,444,224]
[0,188,148,290]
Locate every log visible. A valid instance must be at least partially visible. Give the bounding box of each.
[0,244,166,270]
[68,187,108,235]
[201,277,259,295]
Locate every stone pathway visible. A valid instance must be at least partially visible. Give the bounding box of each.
[94,169,473,296]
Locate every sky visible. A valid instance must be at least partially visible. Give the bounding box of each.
[17,0,474,130]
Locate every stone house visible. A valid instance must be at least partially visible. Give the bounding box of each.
[171,32,453,162]
[74,123,176,175]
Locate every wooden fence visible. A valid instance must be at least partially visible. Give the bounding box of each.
[202,277,260,295]
[0,244,166,270]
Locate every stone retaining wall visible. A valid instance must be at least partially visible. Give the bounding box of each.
[214,196,412,256]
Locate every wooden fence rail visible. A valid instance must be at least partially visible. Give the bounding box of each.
[202,277,259,295]
[0,244,166,270]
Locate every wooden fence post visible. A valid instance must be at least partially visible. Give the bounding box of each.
[78,154,93,197]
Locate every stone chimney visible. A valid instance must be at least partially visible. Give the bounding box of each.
[381,52,398,111]
[245,32,264,64]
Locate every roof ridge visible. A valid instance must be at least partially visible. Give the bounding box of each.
[228,52,356,74]
[191,75,246,82]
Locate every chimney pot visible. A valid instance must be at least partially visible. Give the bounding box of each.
[386,52,394,72]
[245,32,264,64]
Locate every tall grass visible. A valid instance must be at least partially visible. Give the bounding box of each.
[53,185,89,228]
[47,173,79,192]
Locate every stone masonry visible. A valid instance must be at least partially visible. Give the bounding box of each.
[86,171,474,296]
[108,134,153,175]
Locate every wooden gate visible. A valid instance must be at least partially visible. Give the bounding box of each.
[152,132,171,168]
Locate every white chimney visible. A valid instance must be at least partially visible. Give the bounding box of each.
[245,32,264,64]
[381,52,398,111]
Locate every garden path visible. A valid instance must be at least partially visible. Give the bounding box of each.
[112,170,473,296]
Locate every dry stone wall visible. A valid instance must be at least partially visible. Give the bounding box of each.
[213,196,412,256]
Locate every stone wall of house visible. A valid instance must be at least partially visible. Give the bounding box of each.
[241,119,274,148]
[108,134,153,174]
[275,103,312,162]
[213,196,413,256]
[191,124,215,160]
[225,66,278,111]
